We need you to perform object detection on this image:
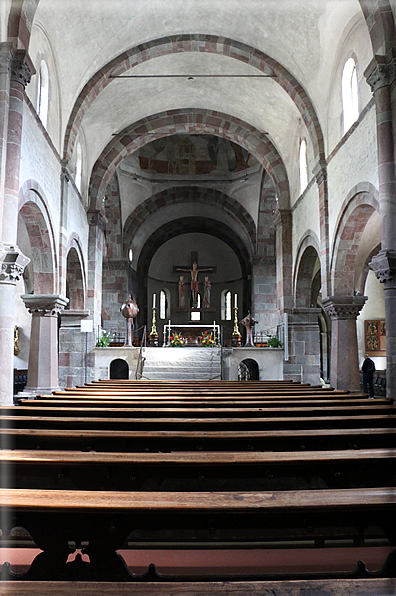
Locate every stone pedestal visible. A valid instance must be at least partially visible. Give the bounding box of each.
[21,294,68,394]
[322,296,367,391]
[284,308,321,385]
[59,309,90,389]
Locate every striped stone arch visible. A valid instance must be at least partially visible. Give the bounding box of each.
[64,34,325,165]
[7,0,40,49]
[123,187,256,257]
[18,179,57,293]
[89,109,290,212]
[65,235,86,310]
[359,0,395,55]
[330,183,380,296]
[293,231,321,308]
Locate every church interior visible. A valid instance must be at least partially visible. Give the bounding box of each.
[1,0,396,593]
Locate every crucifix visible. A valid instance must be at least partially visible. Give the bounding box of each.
[174,251,216,308]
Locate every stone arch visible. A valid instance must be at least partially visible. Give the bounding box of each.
[238,358,260,381]
[7,0,40,49]
[123,187,256,257]
[358,0,395,56]
[109,358,129,380]
[63,34,325,165]
[89,109,290,212]
[18,181,57,294]
[65,238,86,310]
[294,232,321,308]
[331,185,380,296]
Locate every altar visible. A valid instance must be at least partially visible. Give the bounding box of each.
[163,323,220,347]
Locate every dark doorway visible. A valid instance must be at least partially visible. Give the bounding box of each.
[238,358,259,381]
[110,359,129,379]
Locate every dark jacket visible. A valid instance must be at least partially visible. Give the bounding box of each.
[362,357,375,377]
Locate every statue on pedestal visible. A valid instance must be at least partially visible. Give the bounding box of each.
[203,277,211,308]
[178,275,186,307]
[120,295,139,346]
[240,312,258,347]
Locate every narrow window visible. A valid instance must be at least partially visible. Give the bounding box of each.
[342,58,359,133]
[75,142,82,192]
[221,290,232,321]
[191,293,201,320]
[159,290,166,320]
[37,60,49,129]
[299,139,308,194]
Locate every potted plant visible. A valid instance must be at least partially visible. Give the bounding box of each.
[96,330,114,347]
[267,334,282,348]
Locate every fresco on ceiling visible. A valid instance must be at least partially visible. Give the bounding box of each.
[137,135,257,176]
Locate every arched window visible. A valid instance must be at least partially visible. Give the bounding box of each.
[221,290,232,320]
[191,293,201,321]
[299,138,308,194]
[159,289,166,320]
[37,60,49,129]
[342,58,359,133]
[75,142,82,192]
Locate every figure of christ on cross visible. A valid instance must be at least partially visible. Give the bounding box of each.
[177,261,213,307]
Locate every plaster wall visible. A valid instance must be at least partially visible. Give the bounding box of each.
[357,270,386,370]
[66,183,89,261]
[93,346,140,381]
[327,105,378,249]
[292,183,320,256]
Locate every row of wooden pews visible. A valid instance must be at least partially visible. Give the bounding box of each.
[1,379,396,595]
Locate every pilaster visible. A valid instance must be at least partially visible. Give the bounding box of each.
[313,160,330,298]
[274,209,292,314]
[284,307,321,385]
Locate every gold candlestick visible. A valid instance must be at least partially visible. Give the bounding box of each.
[232,306,241,337]
[150,306,158,338]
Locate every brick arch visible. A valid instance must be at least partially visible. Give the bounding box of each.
[331,187,380,296]
[18,180,57,293]
[123,187,256,257]
[7,0,40,49]
[89,109,290,212]
[137,216,250,280]
[66,246,85,310]
[359,0,395,56]
[63,34,325,165]
[294,231,321,308]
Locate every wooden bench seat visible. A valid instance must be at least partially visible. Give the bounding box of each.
[1,448,396,492]
[2,426,396,452]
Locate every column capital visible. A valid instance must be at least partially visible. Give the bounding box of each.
[365,55,395,93]
[21,294,69,316]
[369,249,396,287]
[312,160,327,186]
[0,243,30,284]
[322,295,367,320]
[87,211,106,233]
[10,50,34,88]
[250,255,276,267]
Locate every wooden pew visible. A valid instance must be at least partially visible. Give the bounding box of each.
[1,448,396,492]
[1,487,395,581]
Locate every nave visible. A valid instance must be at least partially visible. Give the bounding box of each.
[1,380,396,595]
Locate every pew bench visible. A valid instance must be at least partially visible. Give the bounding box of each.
[1,487,395,581]
[1,448,396,492]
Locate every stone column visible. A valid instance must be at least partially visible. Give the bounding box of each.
[365,55,396,400]
[274,209,293,314]
[250,256,278,332]
[322,296,367,391]
[0,51,32,405]
[59,309,90,389]
[0,246,29,405]
[21,294,68,394]
[313,161,330,298]
[284,307,321,385]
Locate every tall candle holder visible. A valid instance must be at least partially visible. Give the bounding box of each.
[232,306,241,340]
[150,306,158,345]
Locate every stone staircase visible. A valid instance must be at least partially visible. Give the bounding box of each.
[142,347,222,380]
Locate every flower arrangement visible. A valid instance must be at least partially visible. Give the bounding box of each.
[267,334,282,348]
[169,332,185,346]
[199,331,216,346]
[96,330,114,347]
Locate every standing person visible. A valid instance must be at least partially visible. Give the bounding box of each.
[362,354,376,398]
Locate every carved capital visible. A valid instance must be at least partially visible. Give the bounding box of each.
[313,160,327,187]
[21,294,69,316]
[0,243,30,284]
[369,250,396,287]
[366,60,395,94]
[10,54,32,87]
[87,211,106,233]
[322,295,367,320]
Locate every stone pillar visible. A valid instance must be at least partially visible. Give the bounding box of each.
[21,294,68,394]
[0,51,32,405]
[313,161,330,297]
[251,256,278,332]
[0,245,29,405]
[58,160,71,297]
[274,209,293,315]
[86,212,105,381]
[365,55,396,400]
[322,296,367,391]
[59,309,90,389]
[284,307,321,385]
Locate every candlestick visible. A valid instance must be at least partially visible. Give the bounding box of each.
[232,306,241,337]
[153,293,156,308]
[234,294,237,308]
[150,306,158,338]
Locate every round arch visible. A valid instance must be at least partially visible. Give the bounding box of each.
[294,233,321,309]
[65,245,85,310]
[89,110,290,211]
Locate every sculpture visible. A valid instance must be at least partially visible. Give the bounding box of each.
[240,312,258,347]
[178,275,186,307]
[203,277,211,308]
[177,261,213,307]
[120,295,139,346]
